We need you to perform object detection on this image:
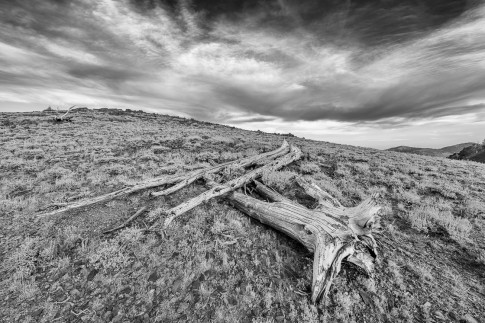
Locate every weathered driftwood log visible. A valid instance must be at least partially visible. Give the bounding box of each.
[201,177,380,303]
[158,144,302,228]
[233,179,378,302]
[37,141,290,218]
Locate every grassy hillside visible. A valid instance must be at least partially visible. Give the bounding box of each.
[387,143,475,158]
[1,109,484,323]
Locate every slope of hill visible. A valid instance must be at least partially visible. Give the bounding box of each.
[449,143,485,163]
[387,142,475,157]
[1,109,484,323]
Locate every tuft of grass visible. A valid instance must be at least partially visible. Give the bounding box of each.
[299,162,320,175]
[261,170,296,191]
[406,205,472,241]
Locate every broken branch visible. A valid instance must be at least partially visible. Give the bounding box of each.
[159,144,302,228]
[103,206,148,234]
[151,140,290,197]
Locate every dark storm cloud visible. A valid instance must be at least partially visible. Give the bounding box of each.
[1,0,485,129]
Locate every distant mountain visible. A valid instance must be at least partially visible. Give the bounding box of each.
[449,143,485,163]
[387,143,475,157]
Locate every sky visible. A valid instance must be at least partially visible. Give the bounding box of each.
[1,0,485,149]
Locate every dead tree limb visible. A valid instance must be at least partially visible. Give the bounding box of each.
[54,105,75,122]
[150,140,290,197]
[158,144,302,228]
[103,206,147,234]
[37,141,290,218]
[295,176,343,209]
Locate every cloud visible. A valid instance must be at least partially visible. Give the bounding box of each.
[0,0,484,137]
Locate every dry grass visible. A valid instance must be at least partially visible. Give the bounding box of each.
[0,109,484,322]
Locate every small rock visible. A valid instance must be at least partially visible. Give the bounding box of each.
[423,302,431,308]
[275,316,284,322]
[461,314,479,323]
[119,287,131,295]
[86,269,99,282]
[449,312,458,320]
[152,146,170,154]
[228,296,237,306]
[190,281,201,291]
[148,271,159,282]
[359,290,372,306]
[32,308,44,317]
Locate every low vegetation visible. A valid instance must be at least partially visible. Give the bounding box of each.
[0,109,484,322]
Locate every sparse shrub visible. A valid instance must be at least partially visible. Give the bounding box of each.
[21,148,44,160]
[423,180,465,199]
[117,227,144,247]
[61,225,83,249]
[6,237,41,299]
[88,240,131,273]
[458,198,484,219]
[220,151,244,162]
[196,151,219,163]
[437,212,472,241]
[299,162,320,174]
[40,165,73,182]
[406,205,472,240]
[398,189,421,206]
[55,175,79,190]
[261,170,296,191]
[100,164,131,176]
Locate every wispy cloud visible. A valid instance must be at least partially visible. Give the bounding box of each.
[0,0,484,147]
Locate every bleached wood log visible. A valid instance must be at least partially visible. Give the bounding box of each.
[206,178,380,303]
[158,144,302,228]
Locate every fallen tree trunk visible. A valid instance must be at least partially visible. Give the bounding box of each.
[208,178,380,302]
[37,141,290,218]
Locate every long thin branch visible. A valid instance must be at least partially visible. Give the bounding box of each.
[37,175,184,218]
[295,176,343,209]
[103,206,147,234]
[159,144,302,228]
